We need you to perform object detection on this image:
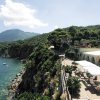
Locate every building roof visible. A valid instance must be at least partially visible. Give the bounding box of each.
[83,51,100,56]
[76,60,100,76]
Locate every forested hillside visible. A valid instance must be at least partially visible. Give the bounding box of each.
[0,29,38,42]
[0,25,100,99]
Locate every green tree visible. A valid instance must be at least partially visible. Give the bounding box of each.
[65,65,73,76]
[68,26,77,45]
[67,76,80,96]
[17,92,50,100]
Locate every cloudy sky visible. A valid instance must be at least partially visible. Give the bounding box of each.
[0,0,100,33]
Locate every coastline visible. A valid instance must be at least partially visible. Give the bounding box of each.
[7,68,25,100]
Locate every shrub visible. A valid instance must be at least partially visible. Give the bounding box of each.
[17,92,50,100]
[67,76,81,96]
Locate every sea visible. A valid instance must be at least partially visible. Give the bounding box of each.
[0,57,23,99]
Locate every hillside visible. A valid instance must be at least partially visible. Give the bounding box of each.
[0,25,100,99]
[0,29,38,42]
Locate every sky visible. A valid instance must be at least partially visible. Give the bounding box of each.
[0,0,100,34]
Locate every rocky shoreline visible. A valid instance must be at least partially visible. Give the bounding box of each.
[7,68,25,100]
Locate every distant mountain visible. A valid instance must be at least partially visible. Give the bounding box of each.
[0,29,39,42]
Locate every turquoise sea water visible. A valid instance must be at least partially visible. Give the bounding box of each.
[0,57,23,99]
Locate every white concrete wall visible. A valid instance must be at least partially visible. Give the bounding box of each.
[78,52,100,66]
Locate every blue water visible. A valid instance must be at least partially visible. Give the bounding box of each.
[0,57,23,99]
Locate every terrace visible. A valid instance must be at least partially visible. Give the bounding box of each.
[62,59,100,100]
[75,60,100,100]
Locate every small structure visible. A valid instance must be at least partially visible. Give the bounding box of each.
[84,51,100,64]
[48,45,54,49]
[59,54,65,61]
[78,49,100,65]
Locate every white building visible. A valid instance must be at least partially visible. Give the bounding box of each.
[78,49,100,66]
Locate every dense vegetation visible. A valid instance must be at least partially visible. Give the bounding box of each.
[17,92,50,100]
[17,44,60,95]
[67,76,80,97]
[48,25,100,60]
[48,25,100,50]
[0,25,100,99]
[1,25,100,58]
[65,65,80,97]
[0,33,49,59]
